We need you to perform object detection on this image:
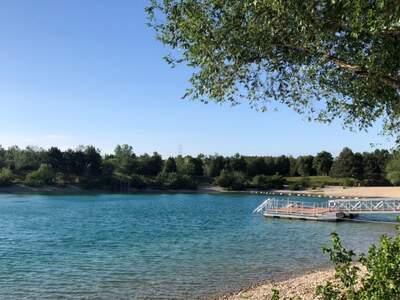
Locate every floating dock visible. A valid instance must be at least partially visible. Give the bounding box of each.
[253,198,400,222]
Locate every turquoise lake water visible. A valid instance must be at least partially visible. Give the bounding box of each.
[0,193,397,299]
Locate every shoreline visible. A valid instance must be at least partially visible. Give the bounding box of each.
[217,266,336,300]
[0,184,238,195]
[218,268,334,300]
[219,263,367,300]
[1,184,400,198]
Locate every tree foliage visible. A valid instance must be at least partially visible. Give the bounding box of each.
[0,144,395,190]
[386,152,400,185]
[314,151,334,176]
[147,0,400,137]
[0,168,14,187]
[25,164,56,187]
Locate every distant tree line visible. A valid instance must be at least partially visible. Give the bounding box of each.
[0,145,398,191]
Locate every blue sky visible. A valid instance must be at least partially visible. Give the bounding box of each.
[0,0,394,157]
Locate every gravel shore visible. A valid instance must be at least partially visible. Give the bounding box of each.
[220,268,336,300]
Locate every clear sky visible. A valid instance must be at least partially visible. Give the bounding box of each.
[0,0,394,157]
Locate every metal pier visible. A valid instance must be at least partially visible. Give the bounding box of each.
[254,198,400,222]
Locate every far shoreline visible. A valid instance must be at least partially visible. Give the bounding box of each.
[1,184,400,198]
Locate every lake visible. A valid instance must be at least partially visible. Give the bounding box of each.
[0,193,396,299]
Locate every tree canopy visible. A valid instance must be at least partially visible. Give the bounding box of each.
[147,0,400,136]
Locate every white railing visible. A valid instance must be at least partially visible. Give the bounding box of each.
[253,198,330,217]
[328,198,400,214]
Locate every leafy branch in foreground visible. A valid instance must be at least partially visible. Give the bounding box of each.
[270,225,400,300]
[147,0,400,137]
[316,229,400,300]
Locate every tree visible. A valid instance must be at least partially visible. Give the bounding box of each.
[205,155,225,177]
[386,153,400,185]
[226,153,247,173]
[362,152,383,184]
[137,152,163,176]
[155,172,197,190]
[313,151,333,176]
[83,146,102,178]
[264,157,277,175]
[330,147,356,178]
[114,144,136,175]
[147,1,400,137]
[215,170,247,190]
[63,148,86,179]
[178,156,204,176]
[275,155,290,176]
[5,146,44,173]
[163,157,177,173]
[0,168,13,187]
[25,164,56,187]
[0,146,5,169]
[296,156,315,176]
[247,157,268,177]
[45,147,65,173]
[289,156,298,176]
[372,149,391,173]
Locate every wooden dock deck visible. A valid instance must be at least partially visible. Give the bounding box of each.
[263,206,345,221]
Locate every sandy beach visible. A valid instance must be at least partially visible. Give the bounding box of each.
[222,264,366,300]
[275,186,400,198]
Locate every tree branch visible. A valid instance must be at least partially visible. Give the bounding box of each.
[328,55,400,90]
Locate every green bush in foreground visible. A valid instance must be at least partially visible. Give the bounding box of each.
[272,227,400,300]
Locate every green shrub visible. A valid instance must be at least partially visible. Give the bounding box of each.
[287,177,310,190]
[0,168,14,187]
[24,164,55,187]
[316,230,400,299]
[155,172,197,190]
[215,170,247,190]
[386,154,400,185]
[299,177,310,188]
[341,178,355,187]
[251,175,286,190]
[288,183,301,191]
[130,174,147,189]
[273,226,400,300]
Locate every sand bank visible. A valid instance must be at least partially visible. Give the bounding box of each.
[273,186,400,198]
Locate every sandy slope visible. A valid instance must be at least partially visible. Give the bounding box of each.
[274,186,400,198]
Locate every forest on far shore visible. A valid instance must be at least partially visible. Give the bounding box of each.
[0,145,400,191]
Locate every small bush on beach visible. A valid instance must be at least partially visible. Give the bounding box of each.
[287,183,301,191]
[215,170,247,190]
[0,168,14,187]
[341,178,356,187]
